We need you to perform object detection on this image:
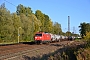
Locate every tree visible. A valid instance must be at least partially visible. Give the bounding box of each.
[31,14,41,33]
[0,6,14,42]
[79,22,90,38]
[66,31,71,36]
[16,4,34,41]
[47,19,53,33]
[16,4,32,16]
[43,14,53,33]
[20,13,32,41]
[0,3,64,43]
[53,22,62,35]
[0,3,5,9]
[84,32,90,41]
[11,13,22,41]
[35,10,45,31]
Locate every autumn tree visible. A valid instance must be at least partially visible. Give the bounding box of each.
[31,14,41,33]
[35,10,45,32]
[11,13,22,42]
[0,3,63,43]
[0,5,14,42]
[84,32,90,41]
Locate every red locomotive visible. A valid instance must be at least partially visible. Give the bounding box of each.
[34,32,51,44]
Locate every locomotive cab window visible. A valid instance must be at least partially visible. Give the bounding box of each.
[35,34,42,36]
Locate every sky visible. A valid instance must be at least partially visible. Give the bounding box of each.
[0,0,90,34]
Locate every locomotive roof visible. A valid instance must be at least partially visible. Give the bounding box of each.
[35,32,49,34]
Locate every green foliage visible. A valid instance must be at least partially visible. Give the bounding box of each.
[35,10,45,32]
[43,14,53,33]
[31,14,41,33]
[0,7,14,42]
[84,32,90,48]
[0,3,63,43]
[11,13,21,40]
[53,22,62,35]
[84,32,90,41]
[79,22,90,38]
[16,4,32,16]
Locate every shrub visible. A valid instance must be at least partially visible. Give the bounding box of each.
[84,32,90,41]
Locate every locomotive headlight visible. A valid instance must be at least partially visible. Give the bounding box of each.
[40,37,42,39]
[35,37,37,38]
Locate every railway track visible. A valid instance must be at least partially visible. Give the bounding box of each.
[0,41,75,60]
[0,45,52,60]
[0,44,29,51]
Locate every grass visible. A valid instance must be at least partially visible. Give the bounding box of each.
[0,40,34,45]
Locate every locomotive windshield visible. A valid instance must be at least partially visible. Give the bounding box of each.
[35,34,42,36]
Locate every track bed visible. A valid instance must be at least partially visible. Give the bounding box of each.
[0,40,85,60]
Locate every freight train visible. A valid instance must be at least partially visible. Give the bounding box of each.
[34,32,75,44]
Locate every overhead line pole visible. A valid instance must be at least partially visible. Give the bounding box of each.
[68,16,70,32]
[68,16,70,36]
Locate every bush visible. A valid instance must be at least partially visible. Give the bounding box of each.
[84,32,90,48]
[84,32,90,41]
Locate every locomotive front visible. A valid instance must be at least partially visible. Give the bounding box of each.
[34,32,43,44]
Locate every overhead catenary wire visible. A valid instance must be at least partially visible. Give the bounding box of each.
[4,0,16,7]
